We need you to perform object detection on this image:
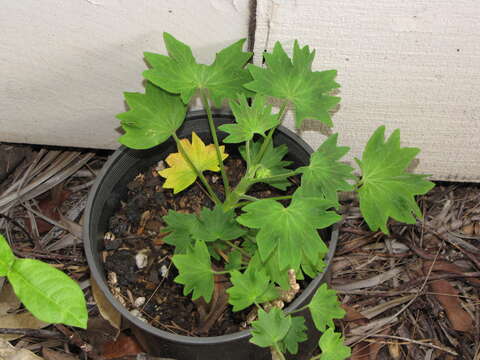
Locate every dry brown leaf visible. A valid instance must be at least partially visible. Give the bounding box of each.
[90,278,121,331]
[423,260,480,287]
[0,283,20,316]
[430,279,473,332]
[85,317,120,352]
[0,338,44,360]
[101,334,143,359]
[341,304,367,322]
[350,329,390,360]
[0,312,48,341]
[28,187,71,234]
[41,348,78,360]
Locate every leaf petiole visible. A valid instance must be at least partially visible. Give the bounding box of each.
[254,101,289,164]
[172,133,221,204]
[252,169,302,184]
[200,90,231,195]
[273,344,287,360]
[224,240,251,259]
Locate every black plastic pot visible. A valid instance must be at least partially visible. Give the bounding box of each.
[84,110,339,360]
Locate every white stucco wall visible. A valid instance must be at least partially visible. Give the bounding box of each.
[0,0,251,149]
[254,0,480,181]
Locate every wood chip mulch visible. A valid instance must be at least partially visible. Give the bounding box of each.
[0,144,479,360]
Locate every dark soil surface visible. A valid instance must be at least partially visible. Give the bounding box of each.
[102,156,304,337]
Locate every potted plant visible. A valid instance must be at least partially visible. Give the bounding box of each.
[84,33,434,360]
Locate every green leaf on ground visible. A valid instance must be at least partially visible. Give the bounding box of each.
[308,284,345,332]
[144,33,253,106]
[279,316,308,355]
[172,240,214,302]
[193,206,246,242]
[237,196,339,272]
[250,308,291,348]
[162,210,198,253]
[8,259,88,328]
[300,133,355,202]
[227,262,278,311]
[318,328,351,360]
[0,235,14,276]
[356,126,435,234]
[117,82,187,149]
[240,140,292,190]
[219,95,280,143]
[245,41,340,128]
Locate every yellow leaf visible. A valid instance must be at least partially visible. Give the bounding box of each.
[159,132,228,193]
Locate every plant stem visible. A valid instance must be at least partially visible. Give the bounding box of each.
[265,195,293,202]
[224,240,251,259]
[172,133,221,204]
[252,169,302,184]
[223,176,252,211]
[255,101,289,164]
[200,90,230,195]
[286,304,309,315]
[240,194,259,202]
[246,139,252,171]
[233,201,251,208]
[273,344,286,360]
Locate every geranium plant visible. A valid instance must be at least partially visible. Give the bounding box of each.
[117,33,434,359]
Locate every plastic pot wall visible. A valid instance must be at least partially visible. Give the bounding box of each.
[84,110,339,360]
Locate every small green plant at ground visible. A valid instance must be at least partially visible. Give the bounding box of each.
[117,33,434,359]
[0,234,88,328]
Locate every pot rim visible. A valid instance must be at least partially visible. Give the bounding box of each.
[84,109,339,345]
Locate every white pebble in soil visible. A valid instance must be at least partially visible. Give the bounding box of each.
[160,264,169,278]
[134,297,146,308]
[130,309,147,322]
[135,252,148,269]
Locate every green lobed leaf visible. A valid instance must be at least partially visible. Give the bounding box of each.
[162,210,197,253]
[237,195,340,272]
[193,206,246,243]
[227,261,278,312]
[308,284,345,332]
[0,234,15,276]
[144,33,253,106]
[219,95,280,143]
[8,259,88,328]
[299,133,355,203]
[318,328,351,360]
[356,126,435,234]
[250,308,291,348]
[239,140,293,190]
[172,240,214,302]
[225,250,243,271]
[117,82,187,149]
[245,40,340,128]
[279,316,308,355]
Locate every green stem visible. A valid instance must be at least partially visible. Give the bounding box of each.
[200,91,230,195]
[223,176,252,211]
[254,101,289,164]
[266,195,293,202]
[240,194,258,202]
[224,240,251,259]
[233,201,251,208]
[252,169,302,184]
[172,133,220,204]
[287,304,309,315]
[246,139,252,171]
[273,344,286,360]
